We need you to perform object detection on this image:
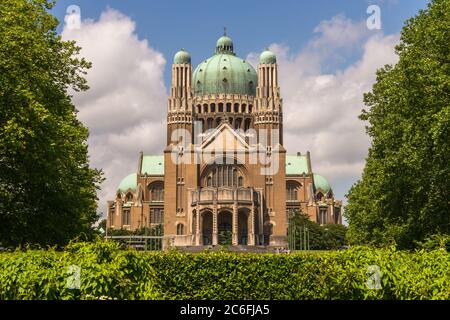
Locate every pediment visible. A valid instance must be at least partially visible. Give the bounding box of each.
[199,123,249,152]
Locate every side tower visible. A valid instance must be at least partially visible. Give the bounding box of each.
[165,49,194,242]
[167,49,193,144]
[255,49,287,246]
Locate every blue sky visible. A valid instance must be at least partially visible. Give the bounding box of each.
[52,0,429,89]
[55,0,430,215]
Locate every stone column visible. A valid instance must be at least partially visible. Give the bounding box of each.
[248,207,255,246]
[196,203,201,245]
[232,192,238,245]
[213,205,218,245]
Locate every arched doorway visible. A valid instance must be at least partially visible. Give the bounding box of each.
[218,210,232,245]
[202,211,213,245]
[238,209,249,245]
[263,222,273,246]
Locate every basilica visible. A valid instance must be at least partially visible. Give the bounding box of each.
[106,33,342,248]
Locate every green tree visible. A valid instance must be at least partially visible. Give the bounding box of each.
[345,0,450,248]
[288,210,347,250]
[0,0,103,246]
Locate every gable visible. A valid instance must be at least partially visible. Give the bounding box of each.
[200,123,249,152]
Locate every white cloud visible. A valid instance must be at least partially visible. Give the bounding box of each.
[62,9,167,216]
[248,15,399,201]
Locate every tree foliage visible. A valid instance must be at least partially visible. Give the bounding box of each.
[0,0,102,246]
[345,0,450,248]
[288,210,348,250]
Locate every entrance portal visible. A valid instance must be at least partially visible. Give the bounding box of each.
[238,210,249,245]
[218,211,232,245]
[202,211,213,245]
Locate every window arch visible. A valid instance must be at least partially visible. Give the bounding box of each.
[202,163,245,188]
[148,181,164,202]
[234,103,239,113]
[177,223,184,235]
[125,193,133,202]
[244,118,251,131]
[316,192,324,202]
[286,181,301,201]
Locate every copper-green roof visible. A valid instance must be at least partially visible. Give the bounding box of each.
[286,155,309,175]
[260,48,277,64]
[173,49,191,64]
[192,35,258,96]
[118,173,137,192]
[313,174,331,193]
[141,155,164,175]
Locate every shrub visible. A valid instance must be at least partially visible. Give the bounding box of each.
[0,242,449,300]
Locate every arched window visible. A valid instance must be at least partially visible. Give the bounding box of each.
[248,105,253,113]
[210,103,216,113]
[242,104,247,113]
[197,105,201,113]
[316,192,324,201]
[149,182,164,202]
[235,118,242,130]
[126,193,133,202]
[207,118,213,130]
[244,118,251,131]
[177,223,184,235]
[226,103,231,112]
[203,164,244,187]
[122,210,131,225]
[286,182,300,201]
[218,103,224,113]
[234,103,239,113]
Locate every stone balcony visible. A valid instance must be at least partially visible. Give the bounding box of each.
[191,187,258,206]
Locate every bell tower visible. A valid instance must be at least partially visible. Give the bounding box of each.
[254,48,286,246]
[167,49,193,146]
[254,48,283,145]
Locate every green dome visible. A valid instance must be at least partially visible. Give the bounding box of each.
[192,35,257,96]
[216,36,233,54]
[174,49,191,64]
[260,48,277,64]
[118,173,137,192]
[313,174,331,193]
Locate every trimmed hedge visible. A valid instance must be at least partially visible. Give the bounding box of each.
[0,241,449,300]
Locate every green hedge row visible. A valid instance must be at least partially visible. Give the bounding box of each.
[0,241,449,300]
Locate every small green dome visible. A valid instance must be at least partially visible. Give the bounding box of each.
[173,49,191,64]
[313,174,331,193]
[118,173,137,192]
[216,35,234,54]
[260,48,277,64]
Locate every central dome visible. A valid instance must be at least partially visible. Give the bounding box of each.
[192,34,257,96]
